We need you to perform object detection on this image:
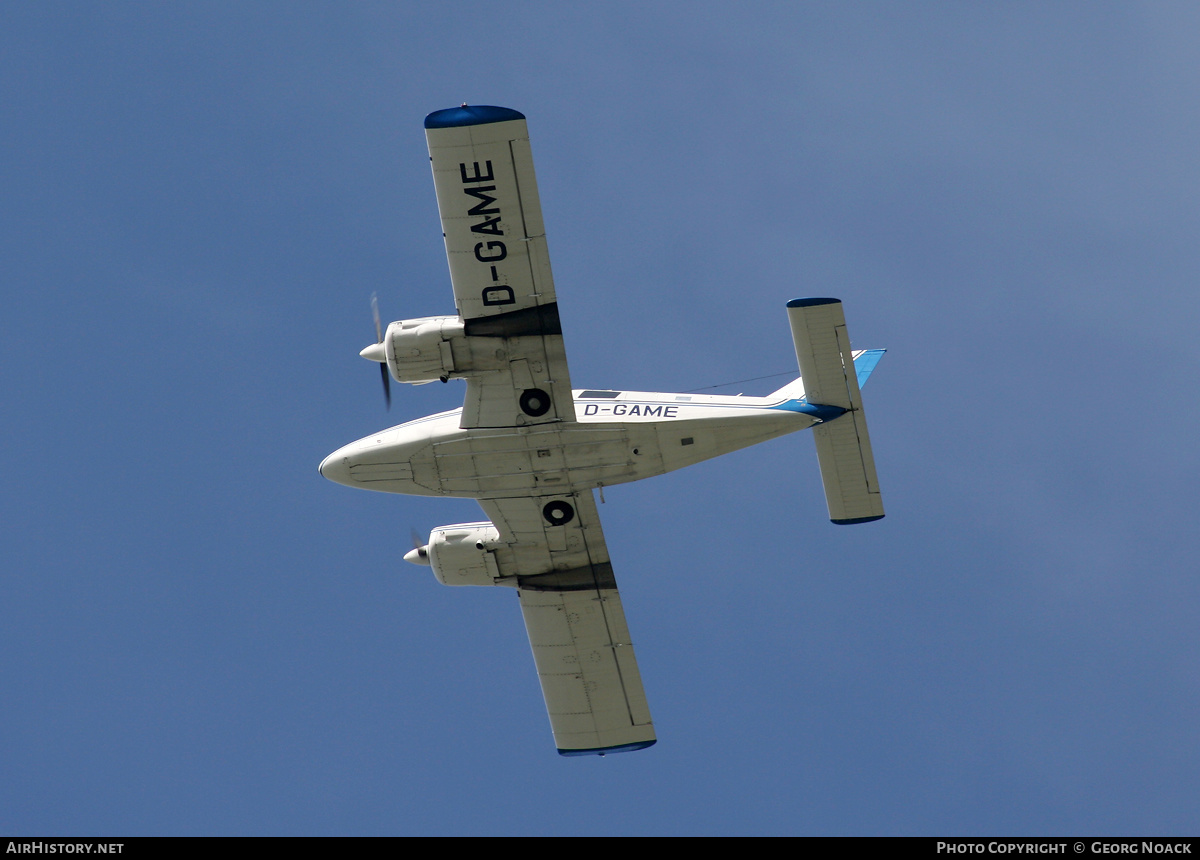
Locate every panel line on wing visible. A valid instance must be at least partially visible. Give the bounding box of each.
[508,138,546,314]
[573,490,642,728]
[484,490,655,745]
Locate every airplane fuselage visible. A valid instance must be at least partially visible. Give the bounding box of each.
[320,389,820,499]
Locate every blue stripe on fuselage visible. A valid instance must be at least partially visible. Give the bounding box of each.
[769,400,847,422]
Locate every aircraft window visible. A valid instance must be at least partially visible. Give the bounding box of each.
[681,437,694,446]
[580,390,620,398]
[675,396,691,401]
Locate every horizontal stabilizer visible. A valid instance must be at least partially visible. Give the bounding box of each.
[786,298,884,524]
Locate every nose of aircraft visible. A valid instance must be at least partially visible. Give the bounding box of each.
[318,451,354,487]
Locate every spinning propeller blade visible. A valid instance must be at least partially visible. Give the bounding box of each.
[370,292,391,410]
[405,527,430,565]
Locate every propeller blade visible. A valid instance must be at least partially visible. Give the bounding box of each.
[371,292,383,344]
[370,293,390,410]
[405,528,430,565]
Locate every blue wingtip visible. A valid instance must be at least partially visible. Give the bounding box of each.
[425,105,526,129]
[557,739,657,757]
[787,297,841,308]
[832,515,885,525]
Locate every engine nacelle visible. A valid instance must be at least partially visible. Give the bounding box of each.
[384,315,464,384]
[424,522,502,587]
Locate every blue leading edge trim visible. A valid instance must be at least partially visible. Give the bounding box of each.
[425,105,526,129]
[832,515,885,525]
[558,740,657,757]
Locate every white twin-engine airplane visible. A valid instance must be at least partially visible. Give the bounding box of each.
[320,105,886,757]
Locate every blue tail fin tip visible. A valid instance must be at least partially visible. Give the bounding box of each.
[854,348,886,388]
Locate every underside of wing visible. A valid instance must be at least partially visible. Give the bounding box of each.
[477,492,655,755]
[425,107,575,429]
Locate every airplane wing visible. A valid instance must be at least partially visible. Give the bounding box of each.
[477,491,656,756]
[425,106,575,429]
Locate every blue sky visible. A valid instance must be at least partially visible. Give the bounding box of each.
[3,2,1199,835]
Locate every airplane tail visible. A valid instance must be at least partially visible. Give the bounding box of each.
[768,348,886,401]
[784,298,885,525]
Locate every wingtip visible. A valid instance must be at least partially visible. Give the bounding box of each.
[557,739,657,757]
[831,514,885,525]
[787,297,841,308]
[425,105,526,129]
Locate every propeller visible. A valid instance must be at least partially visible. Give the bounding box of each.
[404,527,430,565]
[363,292,391,410]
